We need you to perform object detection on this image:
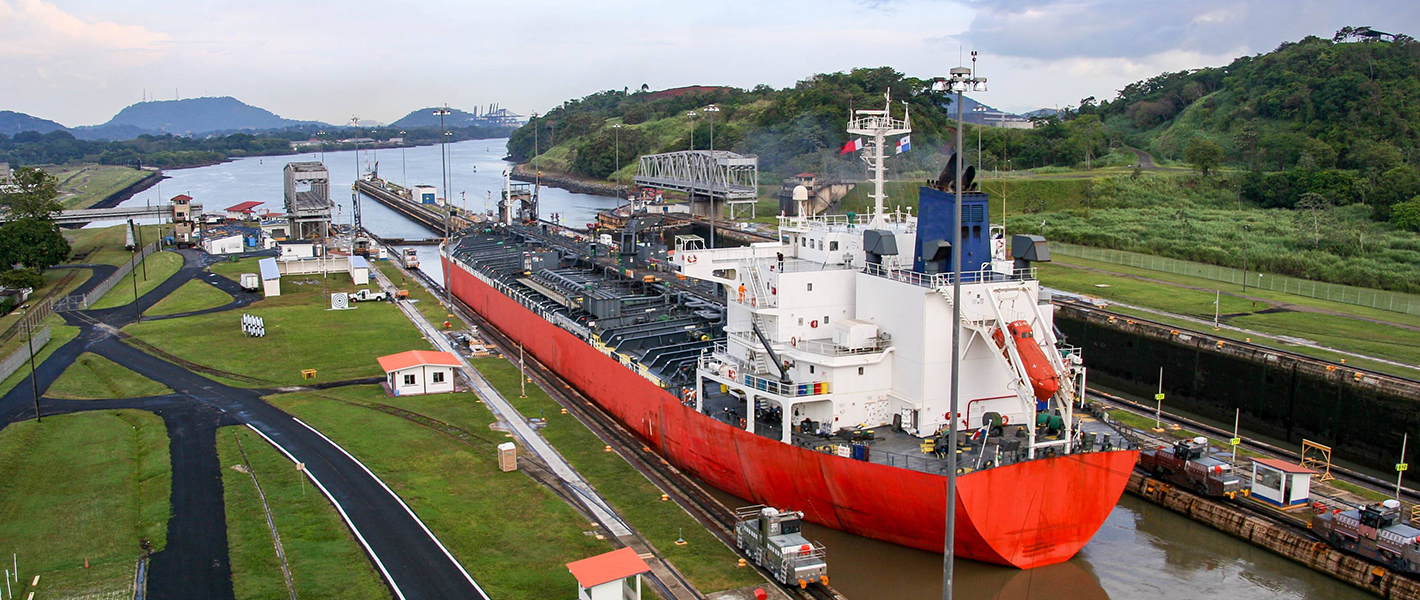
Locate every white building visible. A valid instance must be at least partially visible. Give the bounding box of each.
[349,255,370,286]
[258,257,281,297]
[378,350,459,396]
[412,185,438,205]
[565,548,649,600]
[1250,458,1316,508]
[202,234,244,255]
[278,241,317,260]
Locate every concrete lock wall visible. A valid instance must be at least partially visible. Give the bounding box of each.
[1055,303,1420,473]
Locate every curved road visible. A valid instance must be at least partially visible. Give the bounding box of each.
[0,249,487,600]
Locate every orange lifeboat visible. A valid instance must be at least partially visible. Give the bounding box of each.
[992,320,1060,403]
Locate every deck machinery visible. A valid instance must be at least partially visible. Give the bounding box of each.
[448,226,724,392]
[734,505,828,588]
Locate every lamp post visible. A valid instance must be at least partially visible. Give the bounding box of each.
[371,129,379,173]
[399,130,407,190]
[703,104,721,248]
[434,106,453,311]
[685,111,698,152]
[973,105,987,175]
[610,124,622,188]
[349,116,361,180]
[316,130,326,163]
[1242,223,1251,292]
[933,56,987,600]
[531,111,540,169]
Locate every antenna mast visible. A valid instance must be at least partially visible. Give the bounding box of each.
[846,92,910,224]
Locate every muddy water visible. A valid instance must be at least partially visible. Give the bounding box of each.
[703,487,1370,599]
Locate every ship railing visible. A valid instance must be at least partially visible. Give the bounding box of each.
[699,350,832,397]
[860,263,1038,289]
[788,542,827,562]
[726,328,889,357]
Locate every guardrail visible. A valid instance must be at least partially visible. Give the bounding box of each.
[1053,242,1420,316]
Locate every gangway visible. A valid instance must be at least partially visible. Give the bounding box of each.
[633,150,759,200]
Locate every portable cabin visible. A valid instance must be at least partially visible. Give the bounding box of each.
[565,547,649,600]
[377,350,459,396]
[1250,458,1316,507]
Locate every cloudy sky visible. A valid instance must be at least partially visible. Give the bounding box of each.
[2,0,1418,127]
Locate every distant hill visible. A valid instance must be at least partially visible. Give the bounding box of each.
[391,107,482,129]
[0,111,67,136]
[77,97,323,138]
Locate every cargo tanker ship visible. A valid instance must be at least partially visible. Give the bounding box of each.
[443,99,1137,568]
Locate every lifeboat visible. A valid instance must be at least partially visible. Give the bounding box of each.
[992,320,1061,402]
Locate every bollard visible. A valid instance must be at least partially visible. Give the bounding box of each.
[738,558,748,568]
[660,494,669,502]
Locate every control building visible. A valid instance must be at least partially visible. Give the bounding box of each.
[282,162,333,239]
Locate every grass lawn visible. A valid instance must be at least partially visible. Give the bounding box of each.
[46,164,151,210]
[208,256,262,283]
[125,271,428,387]
[65,223,165,267]
[371,261,465,328]
[91,251,186,310]
[47,352,174,399]
[0,410,170,598]
[470,357,763,593]
[1040,260,1420,369]
[264,385,611,600]
[146,280,235,316]
[0,324,80,396]
[218,426,390,600]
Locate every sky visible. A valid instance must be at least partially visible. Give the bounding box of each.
[2,0,1419,127]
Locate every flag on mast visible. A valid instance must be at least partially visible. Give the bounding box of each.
[895,136,911,154]
[838,138,864,155]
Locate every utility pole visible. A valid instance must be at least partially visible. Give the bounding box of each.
[611,124,622,190]
[1154,367,1165,431]
[1230,408,1241,465]
[435,106,454,312]
[519,344,527,398]
[531,112,540,169]
[704,105,721,248]
[1398,433,1410,501]
[22,307,41,422]
[135,219,148,281]
[399,130,408,190]
[1242,224,1251,291]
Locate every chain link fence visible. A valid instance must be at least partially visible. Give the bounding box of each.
[54,242,160,312]
[1052,242,1420,316]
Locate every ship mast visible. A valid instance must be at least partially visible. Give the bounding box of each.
[846,92,910,225]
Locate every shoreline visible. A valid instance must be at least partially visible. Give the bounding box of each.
[510,164,625,198]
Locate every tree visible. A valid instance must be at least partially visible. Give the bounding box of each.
[1295,192,1334,247]
[1393,196,1420,232]
[0,268,44,291]
[0,218,70,271]
[0,167,62,220]
[1184,138,1224,176]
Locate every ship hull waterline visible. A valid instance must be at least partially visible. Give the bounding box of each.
[444,255,1138,569]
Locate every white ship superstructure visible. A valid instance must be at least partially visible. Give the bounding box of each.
[675,96,1083,460]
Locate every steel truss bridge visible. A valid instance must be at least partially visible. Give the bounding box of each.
[633,150,759,200]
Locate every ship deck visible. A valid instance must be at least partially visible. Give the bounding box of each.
[698,389,1129,476]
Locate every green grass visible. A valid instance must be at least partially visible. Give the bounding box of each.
[125,271,427,387]
[47,352,174,399]
[371,262,466,328]
[1040,258,1420,369]
[64,223,165,267]
[91,251,185,309]
[0,410,170,598]
[264,385,611,600]
[146,279,235,316]
[470,357,763,593]
[218,426,390,600]
[0,324,79,396]
[45,164,151,209]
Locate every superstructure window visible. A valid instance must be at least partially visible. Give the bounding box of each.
[801,237,807,247]
[858,367,864,375]
[807,283,813,291]
[809,365,815,374]
[830,241,839,251]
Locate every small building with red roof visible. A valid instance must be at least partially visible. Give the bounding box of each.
[225,201,264,219]
[377,350,460,396]
[566,547,649,600]
[1250,457,1316,507]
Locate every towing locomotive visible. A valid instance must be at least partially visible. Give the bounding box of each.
[1140,437,1247,499]
[1313,499,1420,573]
[734,506,828,589]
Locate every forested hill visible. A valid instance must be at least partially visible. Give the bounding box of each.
[1086,29,1420,174]
[506,68,963,181]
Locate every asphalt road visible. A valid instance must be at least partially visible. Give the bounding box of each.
[0,249,488,600]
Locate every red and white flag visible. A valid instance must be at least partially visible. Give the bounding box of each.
[838,138,864,155]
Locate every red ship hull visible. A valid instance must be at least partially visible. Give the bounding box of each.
[445,256,1138,568]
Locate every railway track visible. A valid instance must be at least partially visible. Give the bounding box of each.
[401,263,844,600]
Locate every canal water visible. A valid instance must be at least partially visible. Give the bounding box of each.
[99,140,1374,599]
[94,138,622,285]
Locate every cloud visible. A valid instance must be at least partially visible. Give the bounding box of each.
[0,0,169,64]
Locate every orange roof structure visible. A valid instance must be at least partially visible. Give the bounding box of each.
[566,547,650,589]
[225,201,264,213]
[377,350,461,373]
[1252,458,1316,475]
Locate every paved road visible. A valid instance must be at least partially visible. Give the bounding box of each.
[0,249,488,600]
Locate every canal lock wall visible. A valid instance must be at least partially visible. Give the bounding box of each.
[1130,472,1420,599]
[1055,302,1420,473]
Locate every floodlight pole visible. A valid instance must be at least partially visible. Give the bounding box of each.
[435,106,455,313]
[704,105,721,248]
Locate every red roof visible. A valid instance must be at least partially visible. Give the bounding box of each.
[225,201,263,213]
[566,548,649,588]
[377,350,461,373]
[171,194,192,202]
[1253,458,1316,475]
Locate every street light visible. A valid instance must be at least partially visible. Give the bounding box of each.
[972,105,987,175]
[685,111,698,151]
[434,106,453,311]
[931,53,987,600]
[610,124,623,189]
[399,130,407,189]
[703,105,721,248]
[531,111,540,169]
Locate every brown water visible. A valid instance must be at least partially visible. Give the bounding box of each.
[704,487,1372,599]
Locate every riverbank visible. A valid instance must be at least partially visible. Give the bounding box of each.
[90,170,163,210]
[511,163,625,198]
